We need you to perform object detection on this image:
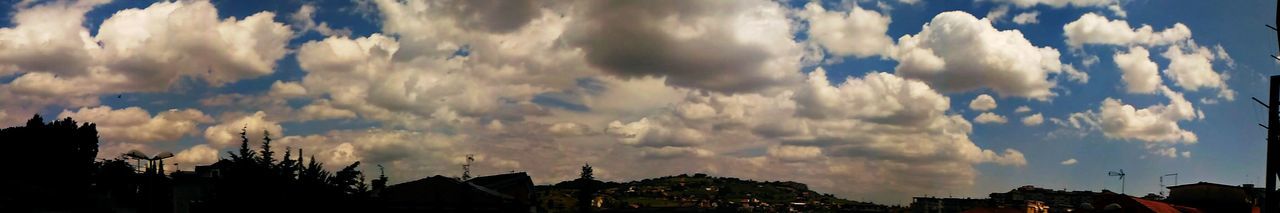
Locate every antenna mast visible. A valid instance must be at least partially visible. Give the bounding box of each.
[1108,169,1126,195]
[1260,4,1280,209]
[1159,173,1179,196]
[462,154,475,180]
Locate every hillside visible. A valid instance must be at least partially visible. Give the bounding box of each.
[535,173,895,212]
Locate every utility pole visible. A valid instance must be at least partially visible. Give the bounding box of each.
[1254,77,1279,212]
[1262,2,1280,211]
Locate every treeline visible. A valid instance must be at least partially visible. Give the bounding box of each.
[0,114,387,212]
[202,126,387,212]
[0,115,100,212]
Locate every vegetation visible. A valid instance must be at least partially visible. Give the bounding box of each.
[0,114,377,212]
[538,173,879,212]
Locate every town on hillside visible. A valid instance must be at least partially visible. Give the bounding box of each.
[0,115,1270,213]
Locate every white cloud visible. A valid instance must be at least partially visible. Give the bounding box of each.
[767,145,824,162]
[893,11,1064,100]
[985,6,1010,23]
[1063,13,1191,48]
[1113,46,1162,94]
[290,4,352,37]
[987,0,1124,17]
[0,0,292,114]
[1012,11,1040,25]
[1060,158,1077,165]
[1162,43,1235,101]
[794,68,948,125]
[801,2,894,58]
[298,100,358,121]
[969,94,998,111]
[606,118,706,148]
[173,144,220,168]
[268,81,308,98]
[1015,106,1032,113]
[548,122,592,137]
[975,112,1009,124]
[57,106,212,144]
[1022,113,1044,126]
[988,0,1116,8]
[1066,87,1200,145]
[203,111,284,148]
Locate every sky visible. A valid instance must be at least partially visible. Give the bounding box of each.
[0,0,1274,205]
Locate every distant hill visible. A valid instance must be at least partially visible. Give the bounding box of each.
[535,173,896,212]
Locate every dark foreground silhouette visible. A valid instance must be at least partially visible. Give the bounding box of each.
[0,114,382,212]
[0,114,885,213]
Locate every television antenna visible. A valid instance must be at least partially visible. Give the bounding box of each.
[1159,173,1179,196]
[462,154,475,180]
[1108,169,1126,194]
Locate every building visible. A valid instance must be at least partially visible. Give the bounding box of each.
[911,197,991,213]
[989,185,1097,213]
[1088,192,1200,213]
[377,172,536,213]
[1163,182,1262,213]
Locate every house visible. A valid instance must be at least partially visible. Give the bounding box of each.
[377,173,536,213]
[1088,192,1200,213]
[1163,182,1262,213]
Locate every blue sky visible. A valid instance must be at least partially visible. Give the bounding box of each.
[0,0,1274,204]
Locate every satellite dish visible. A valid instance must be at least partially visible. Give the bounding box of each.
[154,152,174,160]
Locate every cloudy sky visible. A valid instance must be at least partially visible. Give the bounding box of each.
[0,0,1273,204]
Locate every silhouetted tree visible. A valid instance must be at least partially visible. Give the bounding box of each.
[259,130,274,165]
[372,164,389,192]
[576,163,599,212]
[0,114,100,212]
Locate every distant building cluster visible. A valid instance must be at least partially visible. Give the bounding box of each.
[908,183,1264,213]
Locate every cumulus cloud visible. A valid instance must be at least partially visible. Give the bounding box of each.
[969,94,998,111]
[565,0,805,92]
[1113,46,1162,94]
[548,122,592,136]
[298,100,358,121]
[1063,13,1191,48]
[1064,87,1200,145]
[1099,87,1200,143]
[1060,158,1077,165]
[987,0,1124,17]
[606,118,706,148]
[1162,43,1235,101]
[974,112,1009,124]
[1022,113,1044,126]
[767,145,824,162]
[57,106,212,144]
[290,4,352,37]
[1015,106,1032,113]
[203,111,284,148]
[173,144,220,168]
[893,11,1064,100]
[268,81,308,98]
[985,6,1009,23]
[794,68,948,126]
[0,0,292,117]
[1012,11,1039,25]
[800,2,894,58]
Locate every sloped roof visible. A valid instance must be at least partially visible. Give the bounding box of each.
[466,172,532,192]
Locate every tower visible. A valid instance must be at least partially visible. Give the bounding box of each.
[462,154,474,180]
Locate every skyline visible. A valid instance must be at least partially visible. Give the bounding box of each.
[0,0,1272,205]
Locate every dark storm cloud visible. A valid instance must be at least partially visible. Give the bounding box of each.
[566,0,798,93]
[445,0,543,33]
